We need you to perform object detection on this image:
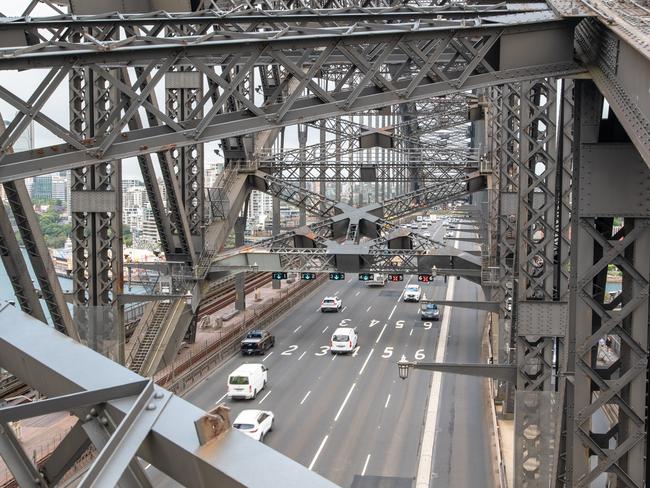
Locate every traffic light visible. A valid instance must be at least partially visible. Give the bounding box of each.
[418,274,433,283]
[301,272,316,281]
[272,272,288,280]
[358,273,374,281]
[329,272,345,280]
[388,274,403,282]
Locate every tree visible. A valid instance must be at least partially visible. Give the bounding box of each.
[123,225,133,248]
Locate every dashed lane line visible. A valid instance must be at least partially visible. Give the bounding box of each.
[300,390,311,405]
[298,351,307,361]
[214,392,228,405]
[262,352,274,362]
[361,454,371,476]
[366,306,372,312]
[387,305,397,320]
[375,323,388,344]
[384,394,391,409]
[322,326,329,334]
[294,325,302,333]
[334,383,356,422]
[309,435,329,471]
[258,390,271,404]
[358,348,374,375]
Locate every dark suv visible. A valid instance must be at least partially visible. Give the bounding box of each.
[241,330,275,355]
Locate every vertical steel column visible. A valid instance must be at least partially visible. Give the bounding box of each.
[335,117,342,201]
[165,71,204,257]
[320,120,327,209]
[513,79,569,488]
[234,216,246,312]
[69,66,123,362]
[298,123,308,226]
[494,83,521,412]
[567,80,649,487]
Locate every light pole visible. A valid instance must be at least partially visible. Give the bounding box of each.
[396,355,517,383]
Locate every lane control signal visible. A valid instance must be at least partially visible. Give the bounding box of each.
[358,273,374,281]
[329,272,345,280]
[418,274,434,283]
[272,272,288,280]
[388,274,403,282]
[301,272,316,280]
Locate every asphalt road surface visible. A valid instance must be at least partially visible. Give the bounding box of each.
[148,218,497,488]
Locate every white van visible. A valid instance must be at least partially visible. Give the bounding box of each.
[330,327,358,354]
[227,364,268,400]
[416,216,423,222]
[366,274,387,287]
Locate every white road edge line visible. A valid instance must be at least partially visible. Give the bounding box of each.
[309,435,329,471]
[294,325,302,333]
[258,390,271,404]
[384,394,391,409]
[375,323,388,344]
[334,383,356,421]
[298,351,307,360]
[387,305,397,320]
[300,390,311,405]
[361,454,371,476]
[214,392,228,405]
[262,352,274,362]
[415,231,458,488]
[358,348,374,375]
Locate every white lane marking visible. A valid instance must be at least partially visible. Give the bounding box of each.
[300,390,311,405]
[366,306,372,312]
[348,278,353,283]
[144,464,151,470]
[361,454,371,476]
[258,390,271,404]
[416,253,457,488]
[375,323,388,344]
[262,351,274,362]
[331,353,337,361]
[358,348,374,375]
[334,383,356,421]
[387,305,397,320]
[352,346,360,357]
[294,325,302,333]
[384,394,391,409]
[409,329,414,336]
[315,307,321,312]
[298,351,307,361]
[215,392,228,405]
[335,290,341,295]
[355,291,361,297]
[322,326,329,334]
[309,435,329,471]
[342,306,347,312]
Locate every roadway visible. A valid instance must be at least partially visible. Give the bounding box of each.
[148,217,497,488]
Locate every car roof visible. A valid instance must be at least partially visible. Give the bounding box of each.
[323,296,337,300]
[230,364,264,375]
[333,327,355,333]
[234,409,269,423]
[406,284,420,289]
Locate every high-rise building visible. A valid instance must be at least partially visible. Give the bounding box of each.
[31,175,53,200]
[247,190,274,224]
[51,175,68,203]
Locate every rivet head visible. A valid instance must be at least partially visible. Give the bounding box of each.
[146,403,156,411]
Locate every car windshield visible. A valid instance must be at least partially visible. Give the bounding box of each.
[229,376,249,385]
[425,304,438,310]
[406,285,419,291]
[233,423,254,430]
[333,335,349,342]
[323,299,335,303]
[246,332,262,339]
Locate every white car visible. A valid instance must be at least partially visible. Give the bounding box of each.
[423,231,431,238]
[320,296,342,312]
[233,409,274,441]
[420,222,428,229]
[403,284,422,302]
[331,327,358,354]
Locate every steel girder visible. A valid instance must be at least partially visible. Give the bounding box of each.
[0,18,581,180]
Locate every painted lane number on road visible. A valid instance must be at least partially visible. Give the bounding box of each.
[395,320,405,329]
[315,346,330,356]
[281,345,298,356]
[423,321,433,330]
[382,346,394,358]
[339,318,351,327]
[369,319,381,328]
[415,349,425,360]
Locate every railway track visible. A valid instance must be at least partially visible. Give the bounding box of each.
[197,272,272,318]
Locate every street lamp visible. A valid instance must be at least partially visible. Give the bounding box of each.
[398,355,414,380]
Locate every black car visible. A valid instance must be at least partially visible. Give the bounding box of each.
[241,329,275,355]
[421,303,440,321]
